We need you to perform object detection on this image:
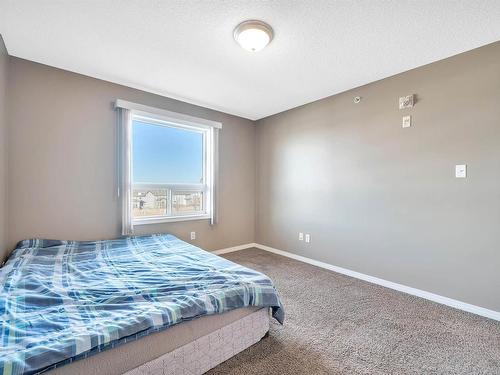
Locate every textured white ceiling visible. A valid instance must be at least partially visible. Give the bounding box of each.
[1,1,500,120]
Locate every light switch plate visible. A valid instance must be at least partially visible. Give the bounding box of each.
[305,234,311,243]
[455,164,466,178]
[402,115,411,128]
[299,232,304,241]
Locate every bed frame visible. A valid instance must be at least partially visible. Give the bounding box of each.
[124,308,270,375]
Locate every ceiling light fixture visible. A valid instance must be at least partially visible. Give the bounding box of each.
[233,20,273,52]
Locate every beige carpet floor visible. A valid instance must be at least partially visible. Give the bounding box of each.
[208,248,500,375]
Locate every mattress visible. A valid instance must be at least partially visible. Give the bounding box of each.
[0,234,284,374]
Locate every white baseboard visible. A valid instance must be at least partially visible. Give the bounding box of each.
[212,243,257,255]
[214,242,500,322]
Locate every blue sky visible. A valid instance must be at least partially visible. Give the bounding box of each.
[133,120,203,183]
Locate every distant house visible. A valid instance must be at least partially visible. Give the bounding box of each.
[143,191,156,208]
[134,190,167,210]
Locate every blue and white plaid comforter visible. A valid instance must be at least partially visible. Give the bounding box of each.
[0,234,284,375]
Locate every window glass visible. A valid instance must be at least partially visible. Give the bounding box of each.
[133,188,167,217]
[131,118,209,220]
[172,192,203,215]
[133,120,203,184]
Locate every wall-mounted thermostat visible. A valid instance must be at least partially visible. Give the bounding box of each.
[399,94,414,109]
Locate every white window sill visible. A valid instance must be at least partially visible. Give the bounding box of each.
[133,214,211,225]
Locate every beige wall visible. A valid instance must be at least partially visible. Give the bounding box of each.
[7,58,255,252]
[4,39,500,312]
[0,36,8,262]
[256,42,500,312]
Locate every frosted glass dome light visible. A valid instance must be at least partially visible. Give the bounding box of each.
[234,20,273,52]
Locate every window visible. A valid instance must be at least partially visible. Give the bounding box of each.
[131,115,213,223]
[132,116,209,222]
[116,100,220,232]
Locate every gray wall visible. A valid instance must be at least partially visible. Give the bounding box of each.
[0,36,7,262]
[256,42,500,312]
[4,39,500,312]
[7,58,256,252]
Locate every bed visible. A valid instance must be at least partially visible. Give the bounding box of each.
[0,234,284,375]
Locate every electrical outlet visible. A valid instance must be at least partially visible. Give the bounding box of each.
[305,234,311,243]
[190,231,196,240]
[299,232,304,241]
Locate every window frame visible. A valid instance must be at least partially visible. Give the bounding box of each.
[129,111,215,225]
